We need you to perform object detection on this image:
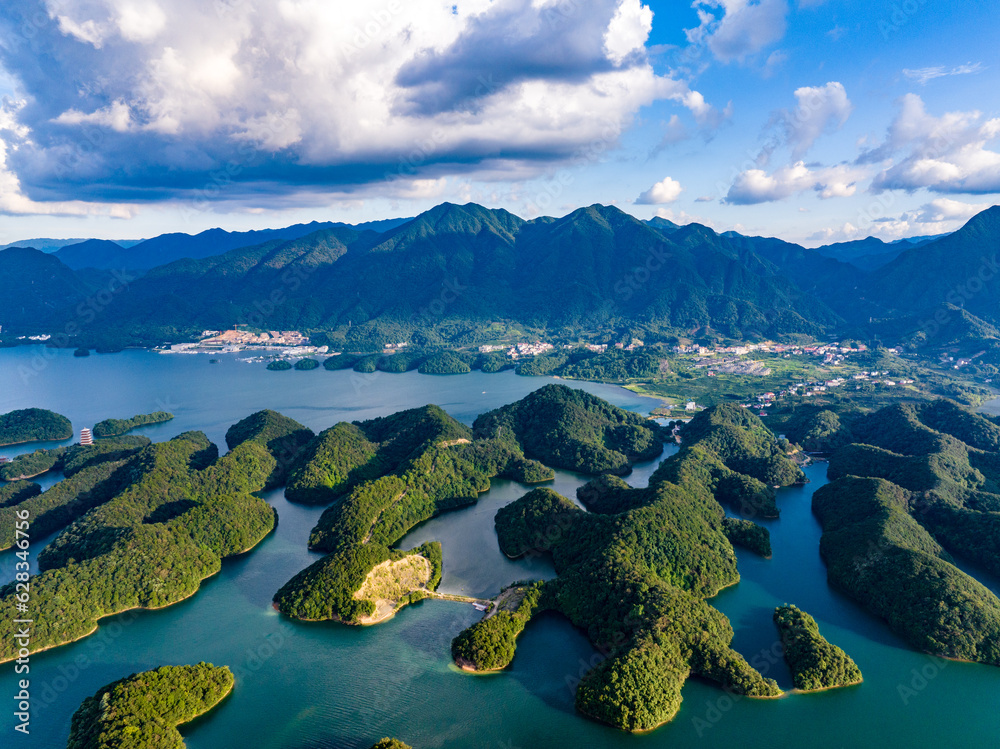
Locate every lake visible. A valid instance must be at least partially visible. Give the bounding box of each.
[1,347,998,748]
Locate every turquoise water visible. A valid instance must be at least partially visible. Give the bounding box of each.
[1,348,998,748]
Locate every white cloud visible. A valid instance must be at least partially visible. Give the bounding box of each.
[865,94,1000,194]
[726,161,865,204]
[782,82,853,159]
[762,49,787,78]
[688,0,789,64]
[911,197,991,223]
[18,0,729,206]
[0,102,136,216]
[903,62,984,86]
[654,206,718,228]
[115,0,166,42]
[806,198,994,245]
[636,176,683,204]
[54,99,133,132]
[604,0,653,65]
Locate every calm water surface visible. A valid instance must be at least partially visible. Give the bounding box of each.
[0,348,998,748]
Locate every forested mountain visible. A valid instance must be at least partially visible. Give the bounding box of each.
[52,217,409,272]
[1,201,998,351]
[863,206,1000,325]
[0,247,94,328]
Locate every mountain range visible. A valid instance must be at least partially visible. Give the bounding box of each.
[0,202,997,355]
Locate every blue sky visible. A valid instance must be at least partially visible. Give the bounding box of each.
[0,0,997,246]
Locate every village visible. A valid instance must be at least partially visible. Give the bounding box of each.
[160,327,328,357]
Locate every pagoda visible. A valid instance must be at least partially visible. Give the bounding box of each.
[80,428,94,446]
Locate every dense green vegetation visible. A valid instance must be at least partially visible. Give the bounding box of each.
[451,583,548,671]
[814,462,1000,665]
[225,410,314,489]
[323,353,360,370]
[274,404,552,623]
[418,351,473,374]
[773,605,862,690]
[0,438,152,549]
[266,360,292,371]
[93,411,174,438]
[274,541,441,622]
[474,351,515,373]
[723,518,772,557]
[0,480,41,508]
[9,203,1000,368]
[0,437,149,482]
[294,358,320,370]
[284,422,380,505]
[14,202,847,351]
[473,384,665,475]
[67,663,233,749]
[0,447,66,480]
[0,431,277,662]
[449,401,802,731]
[0,408,72,446]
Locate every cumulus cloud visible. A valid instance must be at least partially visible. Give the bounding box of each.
[725,161,865,204]
[780,82,853,159]
[688,0,789,64]
[862,94,1000,194]
[54,99,132,132]
[0,0,721,208]
[636,176,683,204]
[0,101,136,216]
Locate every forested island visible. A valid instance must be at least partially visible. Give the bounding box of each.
[9,388,1000,738]
[0,408,72,446]
[0,435,149,482]
[810,400,1000,665]
[0,430,277,662]
[92,411,174,437]
[773,605,862,691]
[66,663,233,749]
[448,401,803,731]
[0,437,151,549]
[272,399,565,623]
[451,583,548,671]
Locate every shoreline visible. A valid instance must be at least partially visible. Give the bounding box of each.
[0,526,272,664]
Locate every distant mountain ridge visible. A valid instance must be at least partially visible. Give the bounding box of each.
[52,216,412,271]
[1,202,998,355]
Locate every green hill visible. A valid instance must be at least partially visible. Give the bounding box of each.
[0,431,276,662]
[773,605,862,690]
[0,408,72,446]
[814,400,1000,664]
[472,384,665,475]
[67,663,233,749]
[273,404,552,623]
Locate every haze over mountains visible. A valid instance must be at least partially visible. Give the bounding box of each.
[0,202,997,354]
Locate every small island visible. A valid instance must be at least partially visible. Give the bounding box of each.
[294,357,320,370]
[0,408,72,446]
[92,411,174,437]
[67,663,233,749]
[723,517,772,558]
[369,740,413,749]
[267,359,292,371]
[773,605,862,691]
[451,582,547,671]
